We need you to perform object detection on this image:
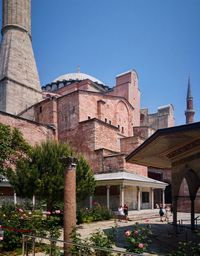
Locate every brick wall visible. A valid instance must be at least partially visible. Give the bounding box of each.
[0,111,55,145]
[108,70,141,127]
[125,162,148,176]
[79,91,134,137]
[120,136,144,155]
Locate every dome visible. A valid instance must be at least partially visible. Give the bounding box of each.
[53,72,104,85]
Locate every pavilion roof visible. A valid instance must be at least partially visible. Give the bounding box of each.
[126,122,200,169]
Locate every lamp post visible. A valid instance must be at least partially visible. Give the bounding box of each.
[61,156,77,256]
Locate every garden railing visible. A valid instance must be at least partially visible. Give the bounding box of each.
[22,234,140,256]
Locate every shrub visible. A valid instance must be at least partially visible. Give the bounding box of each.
[77,205,111,224]
[124,222,152,254]
[70,228,114,256]
[89,229,113,256]
[0,204,61,252]
[169,241,200,256]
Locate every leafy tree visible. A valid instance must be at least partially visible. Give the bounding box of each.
[7,140,96,211]
[76,155,96,202]
[0,123,30,176]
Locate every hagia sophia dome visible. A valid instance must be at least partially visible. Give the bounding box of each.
[53,72,104,85]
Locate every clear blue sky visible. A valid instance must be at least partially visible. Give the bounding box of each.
[2,0,200,125]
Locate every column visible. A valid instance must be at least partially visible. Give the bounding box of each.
[172,197,178,232]
[89,196,93,209]
[162,189,165,205]
[61,156,77,256]
[190,196,195,230]
[32,195,35,207]
[133,187,135,210]
[137,186,141,211]
[106,185,110,209]
[14,192,17,205]
[151,188,154,209]
[120,184,125,206]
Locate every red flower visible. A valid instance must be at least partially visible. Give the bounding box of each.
[134,230,138,235]
[125,230,131,237]
[138,243,144,248]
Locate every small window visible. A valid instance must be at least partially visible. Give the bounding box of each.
[109,120,111,124]
[39,106,42,113]
[118,125,120,130]
[121,127,124,133]
[88,116,91,119]
[105,118,107,123]
[142,192,149,203]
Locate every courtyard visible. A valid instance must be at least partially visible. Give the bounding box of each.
[60,210,200,255]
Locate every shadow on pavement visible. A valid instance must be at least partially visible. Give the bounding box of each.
[103,221,200,255]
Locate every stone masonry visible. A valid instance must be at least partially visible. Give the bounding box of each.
[0,0,42,115]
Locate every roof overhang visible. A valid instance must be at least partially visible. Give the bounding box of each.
[126,122,200,169]
[94,172,168,189]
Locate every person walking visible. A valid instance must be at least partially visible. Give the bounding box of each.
[123,203,129,222]
[159,204,165,222]
[165,205,171,223]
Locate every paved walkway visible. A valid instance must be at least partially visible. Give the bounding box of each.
[73,210,200,255]
[34,210,199,255]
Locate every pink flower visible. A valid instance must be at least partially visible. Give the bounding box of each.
[18,208,23,213]
[55,210,61,214]
[46,211,51,215]
[125,230,131,237]
[134,230,138,235]
[138,243,144,249]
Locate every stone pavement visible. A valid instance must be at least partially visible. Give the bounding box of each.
[35,210,199,255]
[72,210,200,255]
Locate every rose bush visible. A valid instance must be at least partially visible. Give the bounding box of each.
[0,204,61,252]
[124,222,152,254]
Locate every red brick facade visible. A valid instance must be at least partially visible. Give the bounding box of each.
[0,111,55,145]
[0,70,175,205]
[20,70,173,179]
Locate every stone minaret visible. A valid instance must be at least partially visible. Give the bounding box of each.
[0,0,42,115]
[185,77,195,124]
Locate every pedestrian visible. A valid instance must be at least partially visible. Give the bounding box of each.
[118,205,125,222]
[123,203,129,222]
[159,204,165,222]
[118,205,124,215]
[165,205,171,222]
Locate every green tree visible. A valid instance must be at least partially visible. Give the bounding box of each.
[0,123,30,176]
[76,155,96,202]
[7,140,96,211]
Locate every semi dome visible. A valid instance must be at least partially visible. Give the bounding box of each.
[53,72,104,85]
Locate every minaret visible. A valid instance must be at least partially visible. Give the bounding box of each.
[185,77,195,124]
[0,0,42,115]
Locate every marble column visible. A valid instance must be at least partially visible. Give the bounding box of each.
[120,184,125,206]
[89,196,93,209]
[162,189,165,205]
[151,188,154,209]
[137,186,141,211]
[14,192,17,205]
[106,185,110,209]
[32,195,35,207]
